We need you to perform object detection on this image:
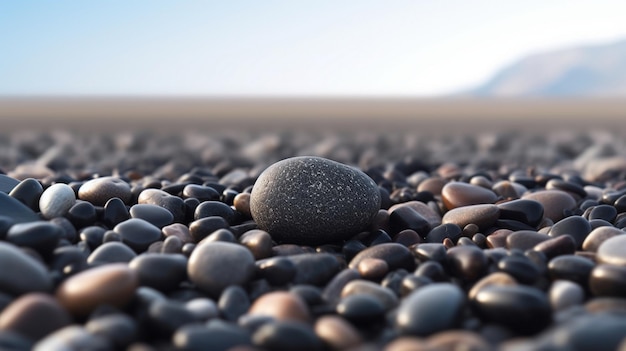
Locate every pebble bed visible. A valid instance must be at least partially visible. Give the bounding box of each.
[1,128,626,350]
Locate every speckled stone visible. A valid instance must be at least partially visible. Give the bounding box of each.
[250,156,381,246]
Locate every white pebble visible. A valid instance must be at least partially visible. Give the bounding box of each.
[39,183,76,219]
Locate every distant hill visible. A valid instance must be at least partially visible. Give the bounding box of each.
[470,39,626,97]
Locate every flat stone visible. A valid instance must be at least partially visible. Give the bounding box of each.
[129,204,174,229]
[129,253,188,293]
[78,176,132,207]
[497,199,544,227]
[113,218,163,253]
[87,241,137,265]
[389,201,442,228]
[250,156,381,246]
[56,263,138,316]
[341,279,398,310]
[173,323,252,351]
[39,183,76,219]
[506,230,550,251]
[0,193,39,224]
[349,243,416,272]
[549,215,592,248]
[253,321,323,351]
[441,182,498,210]
[395,283,465,336]
[442,204,500,231]
[0,242,52,296]
[187,241,255,297]
[6,222,62,256]
[85,314,138,349]
[287,253,342,286]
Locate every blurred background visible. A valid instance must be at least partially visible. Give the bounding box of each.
[1,0,626,133]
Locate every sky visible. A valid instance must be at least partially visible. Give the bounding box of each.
[2,1,626,96]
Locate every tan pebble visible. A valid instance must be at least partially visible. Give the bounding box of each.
[383,337,428,351]
[56,263,138,316]
[233,193,251,218]
[468,272,517,300]
[417,177,446,196]
[248,291,310,322]
[357,258,389,281]
[441,182,498,210]
[314,316,362,350]
[0,293,72,341]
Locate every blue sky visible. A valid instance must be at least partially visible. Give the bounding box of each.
[2,1,626,96]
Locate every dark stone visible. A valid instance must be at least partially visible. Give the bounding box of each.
[173,323,252,351]
[218,285,250,322]
[78,176,132,206]
[189,217,230,243]
[548,215,592,248]
[497,255,541,285]
[102,197,130,229]
[87,241,137,265]
[129,253,187,293]
[395,283,465,336]
[8,178,42,211]
[182,184,220,202]
[0,174,19,194]
[239,229,273,259]
[194,201,235,223]
[389,206,430,236]
[147,299,196,336]
[472,285,551,335]
[336,293,386,325]
[66,201,97,229]
[412,243,447,264]
[253,321,324,351]
[113,218,162,253]
[426,223,462,244]
[256,257,297,286]
[6,222,62,256]
[505,230,550,251]
[288,253,342,286]
[129,204,174,229]
[548,254,595,287]
[590,264,626,296]
[588,204,618,223]
[250,156,381,246]
[85,314,138,349]
[78,226,107,250]
[0,242,51,296]
[0,293,72,341]
[497,199,544,227]
[446,246,488,283]
[137,188,186,223]
[533,235,577,260]
[537,313,626,351]
[0,193,39,224]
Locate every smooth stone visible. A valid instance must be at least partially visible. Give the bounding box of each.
[547,254,594,287]
[128,253,187,293]
[113,218,162,253]
[0,242,52,296]
[147,299,196,336]
[162,223,194,244]
[0,193,40,224]
[485,229,513,248]
[472,285,551,335]
[395,283,465,336]
[321,269,361,306]
[6,222,62,256]
[39,183,76,219]
[441,182,498,210]
[388,201,442,228]
[425,223,462,244]
[184,298,219,322]
[87,241,137,265]
[9,178,43,210]
[85,314,138,349]
[137,188,186,223]
[0,330,34,351]
[187,241,255,297]
[56,263,139,316]
[549,215,591,248]
[218,285,250,322]
[357,258,389,281]
[78,177,132,206]
[414,261,447,282]
[194,201,235,223]
[161,235,184,254]
[129,204,173,229]
[498,255,541,285]
[537,313,626,351]
[253,321,323,351]
[102,197,130,229]
[248,291,310,322]
[314,315,362,350]
[412,243,447,263]
[497,199,544,227]
[239,229,273,260]
[549,280,585,311]
[0,175,19,193]
[182,184,220,202]
[349,243,416,272]
[505,230,550,251]
[287,253,342,286]
[50,246,89,277]
[189,217,230,243]
[590,264,626,296]
[289,285,324,308]
[426,331,491,351]
[588,204,618,223]
[256,257,297,286]
[341,280,398,310]
[389,206,430,236]
[250,156,381,246]
[336,293,386,325]
[394,229,422,247]
[583,227,625,252]
[468,272,517,300]
[33,325,112,351]
[173,323,252,351]
[522,190,576,222]
[597,234,626,266]
[79,226,106,250]
[233,192,252,218]
[66,201,97,229]
[533,235,577,259]
[446,245,488,283]
[442,204,500,231]
[0,293,72,341]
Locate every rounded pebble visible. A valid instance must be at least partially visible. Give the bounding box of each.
[39,183,76,219]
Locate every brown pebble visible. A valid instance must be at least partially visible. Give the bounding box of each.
[383,337,428,351]
[394,229,422,247]
[162,223,194,244]
[248,291,310,322]
[442,204,500,231]
[314,315,362,350]
[0,293,72,341]
[56,263,139,316]
[233,193,251,218]
[417,177,446,196]
[582,226,625,252]
[486,229,513,248]
[426,330,491,351]
[389,201,442,228]
[441,182,498,210]
[357,258,389,281]
[522,190,576,222]
[239,229,273,260]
